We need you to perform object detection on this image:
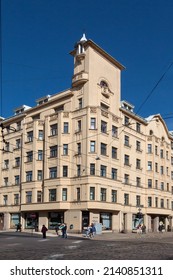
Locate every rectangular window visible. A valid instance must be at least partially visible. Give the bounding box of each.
[16,139,21,149]
[77,165,81,177]
[155,197,158,208]
[63,166,68,177]
[100,165,106,177]
[27,131,33,142]
[4,159,9,169]
[90,141,96,153]
[148,144,152,153]
[90,118,96,129]
[136,159,141,169]
[26,191,32,203]
[147,161,152,171]
[124,116,129,126]
[26,171,32,182]
[78,98,82,109]
[155,145,158,155]
[124,135,130,146]
[160,149,164,158]
[14,194,19,205]
[15,175,20,185]
[155,162,158,172]
[38,150,43,160]
[148,179,152,188]
[37,191,42,202]
[4,177,8,186]
[124,174,129,184]
[50,145,58,158]
[50,124,57,136]
[101,143,107,156]
[63,144,68,155]
[161,182,164,191]
[90,163,95,175]
[148,197,152,207]
[26,151,33,162]
[101,120,107,133]
[62,188,67,201]
[49,189,56,202]
[100,188,106,201]
[112,190,117,203]
[124,193,129,205]
[37,170,43,181]
[136,177,141,187]
[3,195,8,205]
[63,122,69,133]
[77,120,82,132]
[112,168,117,180]
[38,130,43,140]
[49,167,57,179]
[160,199,164,208]
[160,166,164,175]
[136,195,141,207]
[77,143,81,154]
[155,180,158,189]
[15,157,20,167]
[136,141,141,151]
[112,147,117,159]
[90,187,95,200]
[77,188,80,201]
[136,122,141,133]
[124,154,130,166]
[112,125,118,138]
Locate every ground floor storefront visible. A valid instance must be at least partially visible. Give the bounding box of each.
[1,210,173,233]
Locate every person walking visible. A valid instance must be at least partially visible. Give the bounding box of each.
[62,223,67,238]
[91,223,96,237]
[16,222,22,232]
[41,225,48,238]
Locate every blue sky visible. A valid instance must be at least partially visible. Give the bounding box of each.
[1,0,173,129]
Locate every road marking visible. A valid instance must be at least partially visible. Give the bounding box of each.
[66,245,77,249]
[72,240,82,244]
[38,239,49,242]
[6,237,16,240]
[47,254,64,259]
[6,243,20,246]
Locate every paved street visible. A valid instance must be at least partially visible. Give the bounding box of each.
[0,230,173,260]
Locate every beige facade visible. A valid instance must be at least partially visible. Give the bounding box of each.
[0,35,173,233]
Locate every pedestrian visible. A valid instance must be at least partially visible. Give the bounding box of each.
[91,223,96,237]
[62,223,67,238]
[55,224,59,236]
[41,225,48,238]
[158,221,163,233]
[137,224,142,234]
[142,224,146,234]
[16,222,22,232]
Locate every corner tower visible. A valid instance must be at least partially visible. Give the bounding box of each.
[70,35,125,114]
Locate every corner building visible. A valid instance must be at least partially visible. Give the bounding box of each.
[0,35,173,233]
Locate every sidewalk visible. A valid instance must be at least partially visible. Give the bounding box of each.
[1,229,173,240]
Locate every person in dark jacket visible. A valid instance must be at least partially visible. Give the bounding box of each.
[61,223,67,238]
[41,225,48,238]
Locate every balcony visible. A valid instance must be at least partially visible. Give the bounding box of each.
[72,72,88,87]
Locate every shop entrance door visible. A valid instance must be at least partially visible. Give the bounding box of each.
[82,211,89,230]
[0,213,4,230]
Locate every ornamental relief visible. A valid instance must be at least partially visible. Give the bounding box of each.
[90,107,97,113]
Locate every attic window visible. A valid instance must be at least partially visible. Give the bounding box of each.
[54,105,64,112]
